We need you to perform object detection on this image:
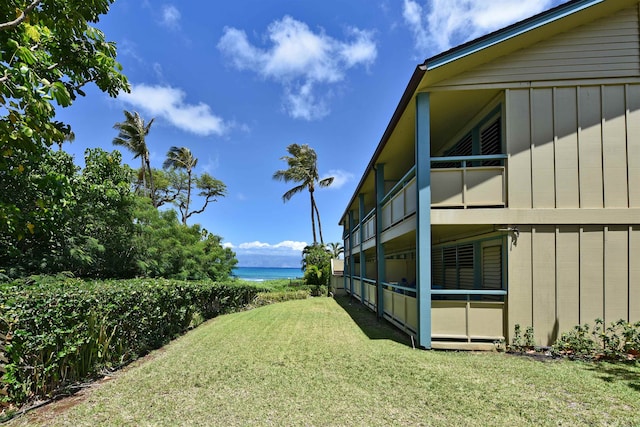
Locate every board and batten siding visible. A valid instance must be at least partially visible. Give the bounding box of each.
[437,6,640,87]
[508,225,640,346]
[506,84,640,209]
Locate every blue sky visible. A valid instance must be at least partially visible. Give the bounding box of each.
[56,0,566,267]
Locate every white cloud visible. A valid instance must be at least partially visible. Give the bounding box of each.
[200,154,220,174]
[225,240,312,267]
[402,0,557,54]
[274,241,309,251]
[161,5,181,30]
[152,62,164,80]
[323,169,354,190]
[218,16,377,120]
[239,241,272,249]
[234,240,308,252]
[119,83,228,136]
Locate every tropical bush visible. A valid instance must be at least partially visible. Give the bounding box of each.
[0,277,263,404]
[552,318,640,361]
[0,148,237,281]
[252,290,311,306]
[302,244,331,296]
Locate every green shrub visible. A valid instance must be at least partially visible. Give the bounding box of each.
[552,319,640,361]
[0,277,262,404]
[252,290,311,307]
[509,324,536,352]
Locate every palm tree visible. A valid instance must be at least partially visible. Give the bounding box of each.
[273,143,334,245]
[57,129,75,151]
[163,146,198,225]
[327,242,344,259]
[112,110,156,206]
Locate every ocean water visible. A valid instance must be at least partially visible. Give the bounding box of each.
[233,266,303,282]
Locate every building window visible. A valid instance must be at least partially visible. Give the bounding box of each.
[432,240,503,291]
[434,108,503,168]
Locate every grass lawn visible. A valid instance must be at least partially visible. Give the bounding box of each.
[9,296,640,426]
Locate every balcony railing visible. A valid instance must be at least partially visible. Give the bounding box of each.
[345,154,507,253]
[431,154,507,208]
[381,168,417,230]
[362,210,376,242]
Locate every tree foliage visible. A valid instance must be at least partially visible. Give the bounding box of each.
[301,244,331,295]
[112,110,156,205]
[327,242,344,259]
[1,0,129,242]
[0,148,237,280]
[162,146,227,225]
[273,144,333,245]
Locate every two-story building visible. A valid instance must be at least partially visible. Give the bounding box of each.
[340,0,640,350]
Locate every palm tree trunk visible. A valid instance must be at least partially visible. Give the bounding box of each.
[314,202,325,245]
[184,170,192,226]
[309,190,317,245]
[140,158,146,192]
[145,155,156,207]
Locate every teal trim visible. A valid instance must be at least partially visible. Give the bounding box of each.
[416,92,432,349]
[433,235,504,249]
[362,208,375,223]
[502,236,509,293]
[431,289,507,296]
[359,194,366,301]
[431,154,507,163]
[375,164,386,318]
[426,0,602,70]
[348,210,355,296]
[380,166,417,205]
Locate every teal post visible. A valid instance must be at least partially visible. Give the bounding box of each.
[359,194,366,301]
[416,92,432,349]
[375,164,386,318]
[343,230,349,294]
[348,210,355,296]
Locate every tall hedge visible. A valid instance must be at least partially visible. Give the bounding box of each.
[0,277,264,404]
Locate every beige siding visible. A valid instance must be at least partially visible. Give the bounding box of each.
[531,90,556,208]
[531,226,556,345]
[437,7,640,87]
[578,86,605,208]
[508,225,638,346]
[555,227,580,333]
[603,86,629,207]
[580,226,605,323]
[507,225,533,334]
[628,85,640,207]
[554,88,580,207]
[507,84,639,209]
[631,226,640,320]
[604,227,629,322]
[506,89,532,208]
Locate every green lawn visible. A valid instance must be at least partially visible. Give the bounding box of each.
[11,297,640,426]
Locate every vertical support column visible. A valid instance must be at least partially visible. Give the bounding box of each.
[343,226,348,293]
[416,92,432,349]
[359,194,366,303]
[375,164,386,318]
[348,210,355,296]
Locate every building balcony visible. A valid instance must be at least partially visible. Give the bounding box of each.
[431,154,507,208]
[344,154,508,253]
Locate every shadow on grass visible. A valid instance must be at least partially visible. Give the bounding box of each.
[334,295,412,347]
[582,362,640,392]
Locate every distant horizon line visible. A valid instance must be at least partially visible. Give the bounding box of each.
[234,265,302,269]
